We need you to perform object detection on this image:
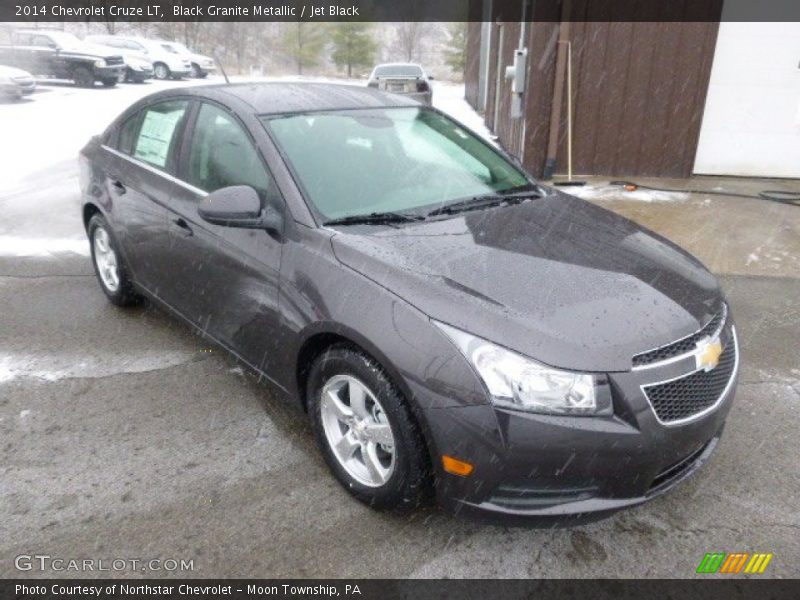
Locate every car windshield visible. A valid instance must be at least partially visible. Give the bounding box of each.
[42,31,83,49]
[161,44,179,54]
[263,107,531,221]
[373,65,423,78]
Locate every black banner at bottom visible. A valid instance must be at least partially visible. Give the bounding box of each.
[4,579,800,600]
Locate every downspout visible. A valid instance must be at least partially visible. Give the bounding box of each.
[542,1,571,180]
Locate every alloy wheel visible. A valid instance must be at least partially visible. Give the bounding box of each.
[320,374,396,487]
[93,226,120,293]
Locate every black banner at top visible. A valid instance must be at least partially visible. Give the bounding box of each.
[3,0,800,23]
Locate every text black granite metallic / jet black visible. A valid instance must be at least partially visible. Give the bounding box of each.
[79,83,738,521]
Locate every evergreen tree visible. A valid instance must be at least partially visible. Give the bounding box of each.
[443,22,467,79]
[281,22,326,75]
[331,23,377,78]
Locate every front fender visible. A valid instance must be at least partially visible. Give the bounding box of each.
[276,227,489,413]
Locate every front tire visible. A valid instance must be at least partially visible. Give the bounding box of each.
[307,345,430,510]
[88,215,139,306]
[101,77,117,88]
[73,66,94,88]
[153,63,170,80]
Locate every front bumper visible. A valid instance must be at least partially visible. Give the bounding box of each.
[0,84,23,99]
[1,80,35,97]
[169,67,192,78]
[418,325,738,521]
[128,67,154,80]
[95,65,125,80]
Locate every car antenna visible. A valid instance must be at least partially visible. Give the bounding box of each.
[214,54,230,84]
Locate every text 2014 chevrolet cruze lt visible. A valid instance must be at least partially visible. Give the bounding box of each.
[79,83,738,519]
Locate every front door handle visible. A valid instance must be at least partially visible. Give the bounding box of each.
[111,180,126,195]
[171,217,193,237]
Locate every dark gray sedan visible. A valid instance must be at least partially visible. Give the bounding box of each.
[79,83,738,520]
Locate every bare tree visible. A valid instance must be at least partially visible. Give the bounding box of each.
[393,23,433,63]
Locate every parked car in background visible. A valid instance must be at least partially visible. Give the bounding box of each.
[82,35,152,83]
[160,41,216,78]
[0,30,125,87]
[79,83,738,520]
[0,64,36,100]
[367,63,433,105]
[85,35,190,81]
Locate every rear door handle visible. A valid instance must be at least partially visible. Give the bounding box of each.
[171,217,193,237]
[111,180,126,195]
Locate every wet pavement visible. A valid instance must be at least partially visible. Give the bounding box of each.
[1,82,799,578]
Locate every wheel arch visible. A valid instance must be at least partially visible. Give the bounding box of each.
[294,323,440,481]
[82,202,102,231]
[294,323,413,414]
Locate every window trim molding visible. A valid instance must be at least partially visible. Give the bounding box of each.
[101,144,209,197]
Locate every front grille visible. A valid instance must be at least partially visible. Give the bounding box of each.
[106,56,124,66]
[633,305,727,367]
[643,340,737,424]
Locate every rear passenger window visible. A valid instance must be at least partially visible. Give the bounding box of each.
[117,113,140,155]
[187,103,271,197]
[132,100,188,169]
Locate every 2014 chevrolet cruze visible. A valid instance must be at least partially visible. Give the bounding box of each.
[79,83,738,519]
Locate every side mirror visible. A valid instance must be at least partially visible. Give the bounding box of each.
[428,75,435,80]
[197,185,283,233]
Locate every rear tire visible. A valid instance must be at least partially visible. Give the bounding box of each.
[73,67,94,88]
[307,345,430,510]
[88,215,139,307]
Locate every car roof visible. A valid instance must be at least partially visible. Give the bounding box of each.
[374,62,423,68]
[15,29,65,35]
[150,82,420,114]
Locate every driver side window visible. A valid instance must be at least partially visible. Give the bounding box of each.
[186,103,271,199]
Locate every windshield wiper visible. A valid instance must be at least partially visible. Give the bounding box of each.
[323,211,426,226]
[426,189,540,217]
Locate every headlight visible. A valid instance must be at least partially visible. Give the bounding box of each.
[435,322,611,416]
[94,59,106,68]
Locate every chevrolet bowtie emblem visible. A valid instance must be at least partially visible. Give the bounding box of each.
[696,337,723,372]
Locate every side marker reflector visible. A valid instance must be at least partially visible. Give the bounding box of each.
[442,455,474,477]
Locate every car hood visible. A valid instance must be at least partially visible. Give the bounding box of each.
[330,191,724,372]
[0,65,33,78]
[61,43,122,60]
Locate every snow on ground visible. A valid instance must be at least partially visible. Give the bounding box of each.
[0,350,198,383]
[566,183,689,203]
[0,235,89,257]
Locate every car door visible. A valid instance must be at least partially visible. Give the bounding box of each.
[28,34,60,76]
[101,99,191,298]
[163,101,285,375]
